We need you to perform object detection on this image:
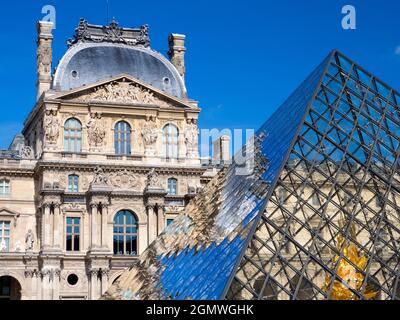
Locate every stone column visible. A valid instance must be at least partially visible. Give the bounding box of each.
[42,205,51,250]
[90,204,99,249]
[40,269,53,300]
[52,269,61,300]
[101,205,108,249]
[53,204,62,249]
[89,269,100,300]
[138,222,148,255]
[178,133,186,160]
[147,205,157,245]
[100,268,110,295]
[157,205,166,236]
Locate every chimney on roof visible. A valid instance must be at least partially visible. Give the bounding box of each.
[36,21,54,100]
[213,135,231,165]
[168,34,186,80]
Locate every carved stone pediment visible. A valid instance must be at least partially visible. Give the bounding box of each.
[0,208,20,226]
[63,79,174,108]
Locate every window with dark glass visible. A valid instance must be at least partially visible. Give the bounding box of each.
[114,121,131,155]
[162,124,179,160]
[68,175,79,192]
[0,277,11,299]
[66,217,80,251]
[166,219,174,227]
[0,221,10,252]
[64,118,82,152]
[168,178,178,195]
[113,210,137,256]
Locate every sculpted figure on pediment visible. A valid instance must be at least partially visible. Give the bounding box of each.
[76,81,171,107]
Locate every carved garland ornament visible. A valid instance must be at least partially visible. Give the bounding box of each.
[109,169,142,190]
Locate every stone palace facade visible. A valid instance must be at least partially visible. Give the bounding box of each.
[0,19,221,300]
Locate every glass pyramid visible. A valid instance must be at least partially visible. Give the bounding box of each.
[104,50,400,300]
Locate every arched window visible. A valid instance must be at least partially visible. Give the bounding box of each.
[64,118,82,152]
[0,180,10,197]
[168,178,178,195]
[113,210,138,256]
[0,276,21,300]
[162,124,179,160]
[68,175,79,192]
[114,121,131,155]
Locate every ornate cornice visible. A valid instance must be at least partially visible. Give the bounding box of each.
[36,162,206,176]
[67,19,150,48]
[0,167,35,177]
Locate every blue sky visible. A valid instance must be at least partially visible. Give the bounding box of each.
[1,0,400,149]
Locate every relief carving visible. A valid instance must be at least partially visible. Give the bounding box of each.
[44,110,60,144]
[90,166,109,188]
[146,168,162,189]
[185,119,199,157]
[166,206,185,214]
[109,169,142,190]
[58,174,67,190]
[37,46,52,75]
[19,146,34,159]
[81,176,89,190]
[141,116,159,156]
[74,81,172,107]
[87,113,106,148]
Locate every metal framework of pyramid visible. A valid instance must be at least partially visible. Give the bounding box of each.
[104,50,400,300]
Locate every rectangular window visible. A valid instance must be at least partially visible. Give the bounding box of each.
[66,217,80,252]
[68,175,79,192]
[166,219,174,227]
[0,180,10,197]
[0,221,10,252]
[168,179,178,195]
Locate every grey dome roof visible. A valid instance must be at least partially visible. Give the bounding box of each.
[53,42,187,99]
